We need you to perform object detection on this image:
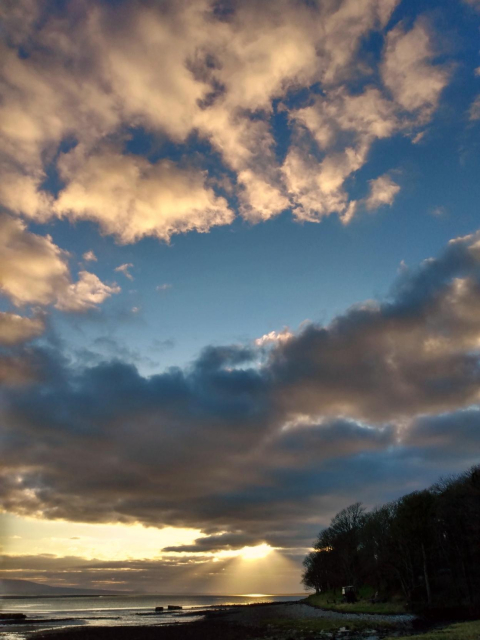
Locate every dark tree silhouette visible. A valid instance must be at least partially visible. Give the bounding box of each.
[302,466,480,614]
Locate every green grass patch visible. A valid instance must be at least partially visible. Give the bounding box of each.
[386,620,480,640]
[304,589,406,615]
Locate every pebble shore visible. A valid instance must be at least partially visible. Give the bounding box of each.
[29,601,418,640]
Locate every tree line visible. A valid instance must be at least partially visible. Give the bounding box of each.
[303,466,480,613]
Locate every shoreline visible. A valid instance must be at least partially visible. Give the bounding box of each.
[13,601,419,640]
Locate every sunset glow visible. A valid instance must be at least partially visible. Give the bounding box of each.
[238,544,273,561]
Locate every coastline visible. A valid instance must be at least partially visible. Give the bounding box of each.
[26,601,418,640]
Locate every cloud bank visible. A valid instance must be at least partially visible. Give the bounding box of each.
[2,233,480,553]
[0,0,451,240]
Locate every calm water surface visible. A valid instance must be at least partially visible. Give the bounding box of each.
[0,594,301,639]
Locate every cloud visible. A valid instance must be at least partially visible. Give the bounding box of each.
[0,170,53,219]
[55,271,121,313]
[236,170,289,223]
[0,214,70,307]
[0,0,42,47]
[269,264,480,422]
[364,174,400,210]
[151,338,175,353]
[0,551,302,594]
[156,284,172,292]
[431,205,447,217]
[381,19,450,118]
[163,532,266,554]
[405,408,480,460]
[255,329,293,347]
[0,352,39,386]
[284,87,400,222]
[282,145,364,223]
[0,0,451,235]
[2,233,480,545]
[54,148,234,243]
[0,312,44,346]
[469,94,480,120]
[290,88,398,152]
[0,214,119,311]
[115,264,134,281]
[283,62,438,222]
[83,251,97,262]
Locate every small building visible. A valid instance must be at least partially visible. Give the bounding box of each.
[341,585,356,603]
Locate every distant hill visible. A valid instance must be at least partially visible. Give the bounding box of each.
[0,579,126,597]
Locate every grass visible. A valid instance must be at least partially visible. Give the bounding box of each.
[261,617,480,640]
[386,619,480,640]
[304,587,406,615]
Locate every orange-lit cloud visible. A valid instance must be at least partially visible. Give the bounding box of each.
[0,0,451,238]
[0,312,44,346]
[54,148,234,243]
[0,214,119,311]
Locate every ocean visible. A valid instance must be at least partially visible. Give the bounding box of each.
[0,594,301,639]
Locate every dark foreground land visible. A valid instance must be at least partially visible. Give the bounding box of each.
[34,620,261,640]
[31,619,480,640]
[28,601,480,640]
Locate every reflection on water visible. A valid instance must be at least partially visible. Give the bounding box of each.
[0,593,300,639]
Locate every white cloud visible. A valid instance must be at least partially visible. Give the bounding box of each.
[156,284,172,292]
[282,143,369,223]
[54,148,234,243]
[0,312,45,345]
[0,214,119,311]
[0,214,70,307]
[291,88,398,151]
[255,329,293,347]
[55,271,121,313]
[237,170,288,222]
[382,20,450,118]
[83,251,97,262]
[115,263,134,281]
[0,169,53,219]
[282,22,447,223]
[0,1,450,234]
[364,174,400,210]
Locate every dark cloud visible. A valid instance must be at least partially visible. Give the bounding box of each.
[268,236,480,422]
[163,532,267,553]
[405,408,480,461]
[74,335,161,370]
[1,234,480,553]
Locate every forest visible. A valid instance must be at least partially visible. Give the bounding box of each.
[302,466,480,616]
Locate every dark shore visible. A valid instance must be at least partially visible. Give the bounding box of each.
[29,601,418,640]
[33,620,262,640]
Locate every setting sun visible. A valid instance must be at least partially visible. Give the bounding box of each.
[239,544,273,561]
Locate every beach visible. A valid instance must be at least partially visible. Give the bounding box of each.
[22,601,418,640]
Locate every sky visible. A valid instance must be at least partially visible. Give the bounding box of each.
[1,0,480,596]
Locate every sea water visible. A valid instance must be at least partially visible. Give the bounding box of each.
[0,594,301,639]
